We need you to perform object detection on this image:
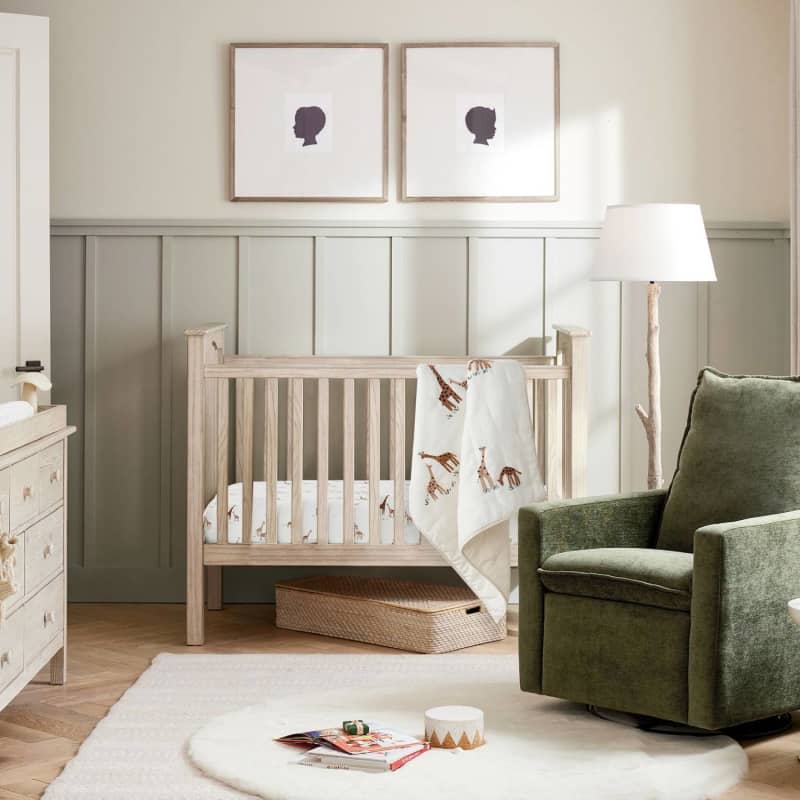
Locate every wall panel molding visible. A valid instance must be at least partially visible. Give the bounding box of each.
[160,235,173,569]
[52,219,790,239]
[81,235,97,568]
[50,219,791,601]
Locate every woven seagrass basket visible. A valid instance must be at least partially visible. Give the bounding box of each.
[274,575,506,653]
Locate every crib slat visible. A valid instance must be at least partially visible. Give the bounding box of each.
[264,378,278,544]
[388,380,396,481]
[545,379,563,500]
[534,379,546,480]
[236,378,254,544]
[289,378,303,544]
[367,378,380,545]
[216,379,229,545]
[317,378,329,545]
[286,380,292,479]
[343,378,355,544]
[527,378,534,419]
[391,378,405,545]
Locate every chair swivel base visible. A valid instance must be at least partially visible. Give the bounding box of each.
[588,706,793,739]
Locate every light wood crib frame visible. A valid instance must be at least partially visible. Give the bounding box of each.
[185,323,590,645]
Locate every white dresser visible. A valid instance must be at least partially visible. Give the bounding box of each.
[0,406,73,710]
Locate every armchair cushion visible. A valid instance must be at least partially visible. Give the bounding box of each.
[657,368,800,552]
[539,547,693,611]
[518,490,667,693]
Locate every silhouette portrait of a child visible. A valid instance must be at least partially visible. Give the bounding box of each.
[465,106,496,145]
[293,106,326,146]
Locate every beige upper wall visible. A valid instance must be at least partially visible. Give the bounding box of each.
[0,0,790,221]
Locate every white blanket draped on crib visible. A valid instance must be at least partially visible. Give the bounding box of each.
[409,360,545,622]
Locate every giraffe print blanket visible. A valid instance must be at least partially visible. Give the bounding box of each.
[409,359,544,623]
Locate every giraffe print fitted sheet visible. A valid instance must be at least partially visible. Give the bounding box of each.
[203,481,421,545]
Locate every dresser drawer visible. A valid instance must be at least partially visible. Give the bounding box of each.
[24,573,64,667]
[25,509,62,598]
[0,468,9,536]
[10,455,38,531]
[37,443,64,513]
[0,609,24,692]
[4,532,24,616]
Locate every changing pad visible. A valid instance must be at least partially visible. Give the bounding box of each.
[0,401,34,429]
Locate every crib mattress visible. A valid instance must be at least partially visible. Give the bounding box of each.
[203,480,421,545]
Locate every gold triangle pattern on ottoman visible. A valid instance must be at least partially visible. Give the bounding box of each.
[425,706,485,750]
[428,728,484,750]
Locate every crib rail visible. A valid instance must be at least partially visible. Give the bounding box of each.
[185,323,589,645]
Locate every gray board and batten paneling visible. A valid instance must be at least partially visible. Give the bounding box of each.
[50,219,790,602]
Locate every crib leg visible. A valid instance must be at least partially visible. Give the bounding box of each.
[186,551,205,645]
[207,566,223,610]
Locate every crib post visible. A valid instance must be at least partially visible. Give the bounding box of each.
[185,323,227,646]
[555,326,590,499]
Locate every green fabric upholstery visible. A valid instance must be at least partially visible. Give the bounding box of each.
[658,368,800,552]
[539,547,693,612]
[542,594,690,723]
[689,511,800,729]
[518,491,667,693]
[519,369,800,730]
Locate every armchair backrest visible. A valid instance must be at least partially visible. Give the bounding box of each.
[657,368,800,552]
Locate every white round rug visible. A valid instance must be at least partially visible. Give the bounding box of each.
[188,676,747,800]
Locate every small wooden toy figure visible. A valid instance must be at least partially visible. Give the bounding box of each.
[11,361,51,413]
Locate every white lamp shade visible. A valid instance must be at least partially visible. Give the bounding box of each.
[592,204,716,283]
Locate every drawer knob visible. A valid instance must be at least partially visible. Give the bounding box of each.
[43,543,53,559]
[43,610,55,627]
[22,486,34,500]
[49,470,61,484]
[0,652,9,668]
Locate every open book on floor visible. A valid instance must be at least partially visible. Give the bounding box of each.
[276,725,424,754]
[295,742,430,773]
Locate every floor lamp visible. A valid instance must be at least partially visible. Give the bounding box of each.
[592,204,716,490]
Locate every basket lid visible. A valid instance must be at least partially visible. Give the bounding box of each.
[275,575,484,614]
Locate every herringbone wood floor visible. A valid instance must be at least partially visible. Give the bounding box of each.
[0,604,796,799]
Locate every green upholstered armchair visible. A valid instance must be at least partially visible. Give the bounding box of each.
[518,368,800,730]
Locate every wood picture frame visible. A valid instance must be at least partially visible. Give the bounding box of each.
[230,43,388,202]
[401,42,560,202]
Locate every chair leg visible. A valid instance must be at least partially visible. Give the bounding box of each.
[207,566,223,611]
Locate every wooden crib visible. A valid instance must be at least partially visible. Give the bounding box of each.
[185,323,590,645]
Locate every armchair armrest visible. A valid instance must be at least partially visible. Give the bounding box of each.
[690,510,800,729]
[518,490,667,692]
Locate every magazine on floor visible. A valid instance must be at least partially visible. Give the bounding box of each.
[295,743,430,773]
[276,724,424,755]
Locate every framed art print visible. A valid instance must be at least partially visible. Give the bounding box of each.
[231,43,388,201]
[402,43,559,201]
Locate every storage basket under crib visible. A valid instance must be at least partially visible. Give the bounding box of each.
[274,575,506,653]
